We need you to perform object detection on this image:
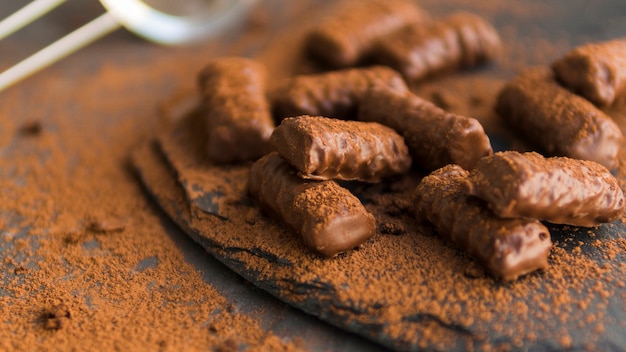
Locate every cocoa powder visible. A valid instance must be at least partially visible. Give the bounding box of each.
[3,0,626,351]
[0,2,306,351]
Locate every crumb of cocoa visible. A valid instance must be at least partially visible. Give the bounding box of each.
[42,304,71,331]
[463,262,486,279]
[18,120,42,136]
[380,197,412,217]
[86,217,127,233]
[14,265,27,275]
[378,222,406,236]
[62,231,83,245]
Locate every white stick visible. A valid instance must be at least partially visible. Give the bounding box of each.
[0,12,121,92]
[0,0,67,40]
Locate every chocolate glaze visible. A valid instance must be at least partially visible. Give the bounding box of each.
[272,66,407,120]
[496,67,623,170]
[358,87,492,171]
[198,57,274,164]
[305,0,429,68]
[271,115,411,182]
[414,164,552,281]
[466,151,625,227]
[553,39,626,107]
[373,11,500,81]
[248,153,376,257]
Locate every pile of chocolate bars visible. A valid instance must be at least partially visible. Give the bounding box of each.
[195,0,626,281]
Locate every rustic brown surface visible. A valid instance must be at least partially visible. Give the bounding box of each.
[5,0,626,351]
[0,1,366,351]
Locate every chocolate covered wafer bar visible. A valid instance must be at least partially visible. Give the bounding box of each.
[272,66,407,120]
[466,151,625,227]
[358,87,492,171]
[496,67,622,169]
[414,164,552,281]
[306,0,429,68]
[198,57,274,164]
[248,153,376,257]
[271,116,411,182]
[553,39,626,106]
[374,12,500,81]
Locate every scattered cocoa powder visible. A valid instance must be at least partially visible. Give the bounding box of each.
[3,0,626,351]
[18,120,43,136]
[0,2,310,351]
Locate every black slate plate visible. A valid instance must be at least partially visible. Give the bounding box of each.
[132,105,626,350]
[131,1,626,349]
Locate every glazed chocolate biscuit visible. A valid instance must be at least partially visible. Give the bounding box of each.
[414,164,552,281]
[466,151,625,227]
[272,66,407,120]
[306,0,429,67]
[496,67,623,169]
[248,153,376,257]
[358,87,492,171]
[553,39,626,106]
[374,12,500,81]
[271,116,411,182]
[198,57,274,164]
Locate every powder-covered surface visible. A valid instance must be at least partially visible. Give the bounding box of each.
[0,0,341,351]
[4,0,626,351]
[134,0,626,350]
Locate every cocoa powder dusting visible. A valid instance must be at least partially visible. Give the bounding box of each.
[0,2,305,351]
[4,0,626,351]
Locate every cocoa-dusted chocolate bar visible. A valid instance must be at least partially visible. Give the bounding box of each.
[373,12,500,81]
[496,67,623,169]
[358,87,492,171]
[271,116,411,182]
[466,151,625,227]
[305,0,429,68]
[198,57,274,164]
[414,164,552,281]
[248,153,376,257]
[272,66,407,120]
[553,39,626,106]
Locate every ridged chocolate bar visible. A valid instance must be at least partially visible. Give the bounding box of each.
[272,66,407,120]
[358,87,492,171]
[553,39,626,106]
[248,153,376,257]
[271,115,411,182]
[496,67,623,169]
[466,151,625,227]
[374,12,500,81]
[305,0,429,67]
[198,57,274,164]
[414,164,552,281]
